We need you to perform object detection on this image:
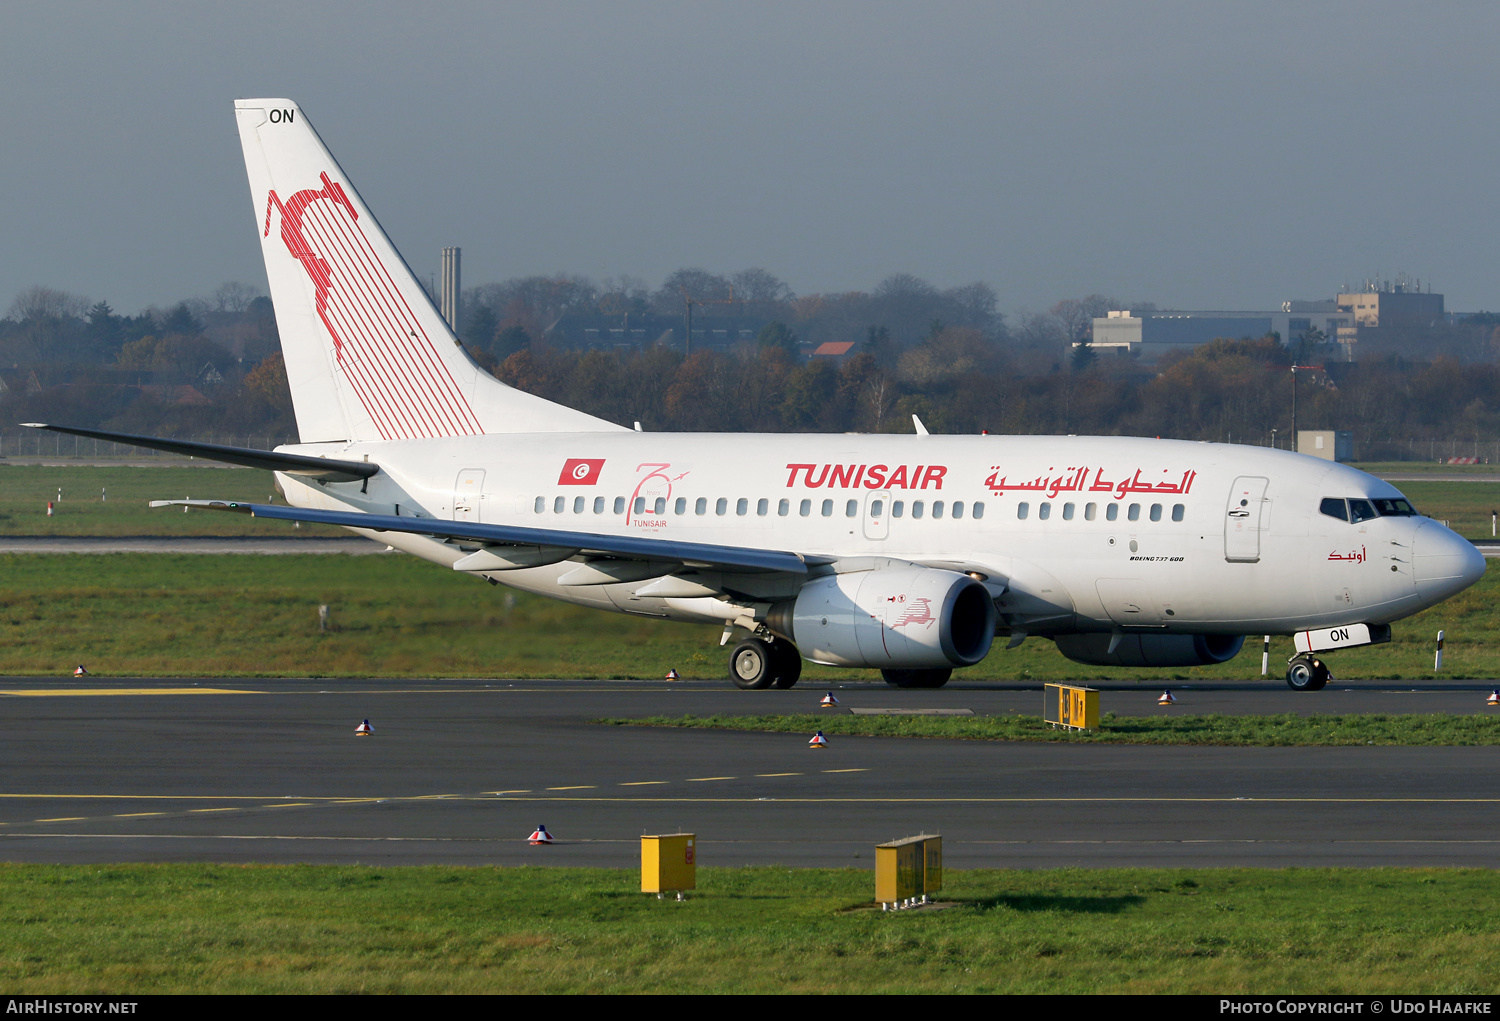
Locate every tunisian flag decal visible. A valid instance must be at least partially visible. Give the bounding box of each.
[559,458,605,485]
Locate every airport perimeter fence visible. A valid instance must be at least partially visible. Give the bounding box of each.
[0,430,297,463]
[0,429,1496,465]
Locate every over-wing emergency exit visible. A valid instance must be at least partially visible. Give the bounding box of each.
[24,99,1485,691]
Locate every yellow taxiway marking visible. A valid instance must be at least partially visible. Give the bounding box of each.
[112,812,165,818]
[821,769,868,773]
[34,817,86,822]
[756,772,802,777]
[265,803,312,809]
[0,688,262,697]
[190,808,240,814]
[482,790,531,795]
[545,786,596,791]
[685,776,736,782]
[619,781,668,786]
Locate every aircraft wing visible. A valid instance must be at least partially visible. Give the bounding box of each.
[20,423,376,483]
[150,499,812,575]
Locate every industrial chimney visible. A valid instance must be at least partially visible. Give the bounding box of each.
[441,247,461,334]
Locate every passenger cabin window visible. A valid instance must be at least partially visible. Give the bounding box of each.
[594,497,605,514]
[675,497,687,515]
[1017,502,1029,520]
[695,497,707,515]
[1348,499,1378,523]
[871,499,885,517]
[1149,503,1162,522]
[1320,498,1349,522]
[845,499,858,517]
[736,498,748,516]
[1171,503,1184,522]
[952,501,964,519]
[1127,503,1140,521]
[757,498,769,516]
[716,498,728,516]
[1084,503,1096,521]
[534,496,545,513]
[932,501,944,519]
[912,501,925,519]
[554,496,566,514]
[973,502,985,519]
[1061,502,1074,520]
[574,496,585,513]
[778,499,789,516]
[632,497,645,514]
[653,497,666,515]
[1037,502,1050,520]
[799,499,812,517]
[892,500,905,517]
[613,497,626,515]
[1106,504,1119,521]
[821,499,834,517]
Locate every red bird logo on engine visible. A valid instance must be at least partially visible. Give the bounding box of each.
[558,458,605,485]
[889,597,936,629]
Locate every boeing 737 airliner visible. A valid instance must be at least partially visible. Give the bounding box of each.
[24,99,1486,690]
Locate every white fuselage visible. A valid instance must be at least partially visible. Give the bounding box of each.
[273,432,1483,639]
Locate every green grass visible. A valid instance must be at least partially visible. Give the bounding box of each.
[0,864,1495,993]
[0,464,342,536]
[1390,479,1500,539]
[600,712,1500,745]
[1,552,1497,680]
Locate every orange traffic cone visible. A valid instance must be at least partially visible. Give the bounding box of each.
[72,665,88,677]
[809,731,829,749]
[528,824,553,845]
[1157,690,1176,705]
[354,719,373,736]
[819,692,839,707]
[665,668,680,681]
[1488,690,1499,706]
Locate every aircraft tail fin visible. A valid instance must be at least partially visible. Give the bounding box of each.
[233,98,624,443]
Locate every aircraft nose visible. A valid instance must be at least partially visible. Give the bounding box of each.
[1412,519,1485,601]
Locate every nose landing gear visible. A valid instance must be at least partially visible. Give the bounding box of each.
[1286,655,1331,692]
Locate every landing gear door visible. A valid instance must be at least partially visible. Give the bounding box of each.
[863,491,890,541]
[1224,476,1268,563]
[454,468,485,522]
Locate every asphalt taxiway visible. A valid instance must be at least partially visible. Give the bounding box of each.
[0,677,1497,869]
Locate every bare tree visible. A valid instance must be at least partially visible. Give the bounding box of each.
[212,281,262,314]
[7,285,89,322]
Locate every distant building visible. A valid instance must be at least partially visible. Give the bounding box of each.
[545,312,772,352]
[811,341,855,361]
[1298,430,1353,462]
[1088,307,1351,362]
[1087,280,1444,364]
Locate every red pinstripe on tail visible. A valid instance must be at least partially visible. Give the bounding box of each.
[263,172,483,440]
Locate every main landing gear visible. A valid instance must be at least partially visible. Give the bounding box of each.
[730,636,802,690]
[1285,655,1331,692]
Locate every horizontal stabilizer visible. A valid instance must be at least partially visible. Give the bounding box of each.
[22,424,377,482]
[149,499,810,576]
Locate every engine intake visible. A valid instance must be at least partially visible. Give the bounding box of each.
[774,566,996,669]
[1052,633,1245,668]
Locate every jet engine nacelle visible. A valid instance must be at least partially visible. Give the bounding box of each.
[1052,633,1245,668]
[776,566,996,669]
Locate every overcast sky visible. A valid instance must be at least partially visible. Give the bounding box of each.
[2,1,1498,319]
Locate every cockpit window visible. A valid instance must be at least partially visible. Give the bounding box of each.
[1348,498,1378,523]
[1319,498,1349,521]
[1372,497,1417,517]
